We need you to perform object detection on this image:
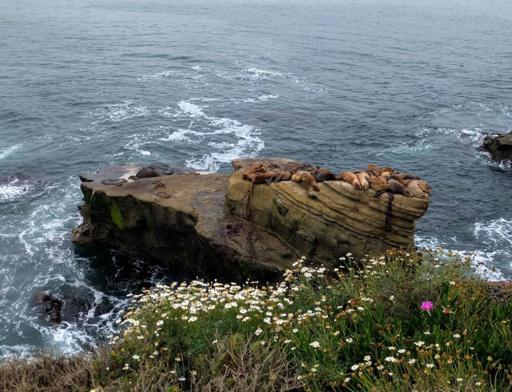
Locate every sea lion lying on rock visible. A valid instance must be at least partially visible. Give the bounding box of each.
[247,171,292,184]
[339,171,362,190]
[312,168,336,182]
[136,162,175,179]
[291,171,320,198]
[356,171,370,190]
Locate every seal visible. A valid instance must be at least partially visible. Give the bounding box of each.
[369,175,388,192]
[406,180,429,198]
[242,163,267,180]
[414,180,432,194]
[136,167,160,179]
[247,171,292,184]
[373,178,411,197]
[338,171,362,190]
[355,171,370,190]
[312,168,336,182]
[100,178,127,186]
[367,164,395,177]
[388,179,411,196]
[291,171,320,192]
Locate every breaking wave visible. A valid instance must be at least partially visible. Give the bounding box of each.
[159,100,264,171]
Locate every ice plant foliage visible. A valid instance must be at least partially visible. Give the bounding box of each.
[102,250,512,391]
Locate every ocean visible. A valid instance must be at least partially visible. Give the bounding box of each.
[1,0,511,357]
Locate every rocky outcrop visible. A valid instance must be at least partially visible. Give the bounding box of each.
[72,159,430,281]
[481,132,512,161]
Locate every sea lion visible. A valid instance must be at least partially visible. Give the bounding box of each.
[414,180,432,194]
[247,171,292,184]
[355,171,370,190]
[291,171,320,192]
[388,179,411,196]
[367,164,395,177]
[369,175,389,192]
[312,168,336,182]
[338,171,362,190]
[380,170,394,179]
[242,163,267,180]
[372,178,411,197]
[148,162,175,175]
[136,167,160,179]
[406,180,429,198]
[101,178,127,186]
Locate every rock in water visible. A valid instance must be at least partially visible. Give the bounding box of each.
[72,159,430,281]
[481,132,512,161]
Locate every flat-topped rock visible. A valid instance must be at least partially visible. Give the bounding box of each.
[72,159,430,280]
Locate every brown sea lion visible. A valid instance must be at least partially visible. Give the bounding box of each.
[406,180,429,198]
[367,164,395,177]
[101,178,127,186]
[390,174,410,187]
[355,171,370,190]
[380,170,394,179]
[291,171,320,192]
[388,179,411,196]
[312,168,336,182]
[415,180,432,194]
[242,163,267,180]
[338,171,362,190]
[369,175,389,192]
[374,179,411,198]
[248,171,292,184]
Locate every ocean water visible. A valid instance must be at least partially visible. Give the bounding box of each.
[1,0,512,357]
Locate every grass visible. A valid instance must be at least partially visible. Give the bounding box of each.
[0,250,511,391]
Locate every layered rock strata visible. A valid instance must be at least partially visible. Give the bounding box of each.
[72,159,430,280]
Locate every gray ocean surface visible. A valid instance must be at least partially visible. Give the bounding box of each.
[1,0,511,357]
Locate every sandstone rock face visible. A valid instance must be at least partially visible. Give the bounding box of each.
[482,132,512,161]
[72,159,430,280]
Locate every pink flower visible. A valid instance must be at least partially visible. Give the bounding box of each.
[420,301,434,312]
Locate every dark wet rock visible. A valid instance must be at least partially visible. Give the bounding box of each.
[72,159,430,281]
[32,291,63,324]
[481,132,512,161]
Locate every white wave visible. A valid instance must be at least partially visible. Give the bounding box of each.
[240,94,279,103]
[138,70,175,81]
[0,177,33,203]
[244,67,283,80]
[0,144,22,160]
[415,127,487,148]
[160,99,264,171]
[124,133,152,156]
[92,100,149,122]
[474,218,512,249]
[177,100,206,118]
[415,235,506,280]
[190,65,202,71]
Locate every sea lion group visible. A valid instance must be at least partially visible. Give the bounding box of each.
[242,162,431,199]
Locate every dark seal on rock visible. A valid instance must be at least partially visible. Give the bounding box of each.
[101,178,127,186]
[481,132,512,161]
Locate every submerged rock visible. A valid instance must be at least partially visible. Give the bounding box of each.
[481,132,512,161]
[72,159,430,281]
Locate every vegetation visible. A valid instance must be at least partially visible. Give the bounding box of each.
[1,250,511,391]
